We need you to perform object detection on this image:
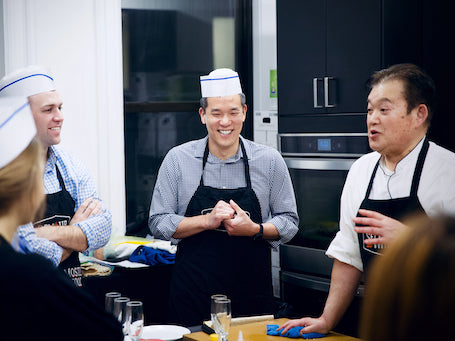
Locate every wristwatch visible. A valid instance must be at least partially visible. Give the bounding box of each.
[253,223,264,240]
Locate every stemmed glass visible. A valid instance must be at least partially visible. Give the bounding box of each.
[211,297,231,341]
[113,296,130,335]
[125,301,144,341]
[105,292,122,315]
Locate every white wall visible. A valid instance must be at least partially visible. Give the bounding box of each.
[253,0,278,150]
[1,0,126,236]
[253,0,281,298]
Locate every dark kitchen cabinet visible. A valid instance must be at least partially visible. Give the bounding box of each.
[277,0,455,152]
[276,0,381,117]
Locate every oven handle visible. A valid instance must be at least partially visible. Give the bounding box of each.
[284,157,355,171]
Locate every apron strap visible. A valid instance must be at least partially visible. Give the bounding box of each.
[239,139,252,189]
[410,137,429,197]
[200,138,252,189]
[55,165,67,192]
[364,159,380,199]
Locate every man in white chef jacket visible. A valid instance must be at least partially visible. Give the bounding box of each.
[279,63,455,336]
[0,65,112,287]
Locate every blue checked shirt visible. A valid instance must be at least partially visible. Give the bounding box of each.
[149,136,299,248]
[14,146,112,266]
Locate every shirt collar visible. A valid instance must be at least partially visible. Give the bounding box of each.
[195,135,249,163]
[385,136,426,173]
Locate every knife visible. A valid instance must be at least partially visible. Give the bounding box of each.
[201,323,215,335]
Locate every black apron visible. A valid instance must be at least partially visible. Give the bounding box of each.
[357,138,429,272]
[34,165,82,287]
[168,139,273,327]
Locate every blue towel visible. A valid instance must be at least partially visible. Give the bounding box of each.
[129,245,175,265]
[266,324,325,339]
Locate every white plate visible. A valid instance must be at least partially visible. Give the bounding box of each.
[141,325,191,341]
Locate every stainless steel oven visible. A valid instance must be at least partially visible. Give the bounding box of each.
[278,133,370,293]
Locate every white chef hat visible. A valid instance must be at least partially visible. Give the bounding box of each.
[200,68,243,98]
[0,65,56,98]
[0,96,36,169]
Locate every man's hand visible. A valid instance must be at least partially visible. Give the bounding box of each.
[277,317,331,336]
[353,209,406,245]
[204,200,236,230]
[70,197,102,225]
[223,200,258,236]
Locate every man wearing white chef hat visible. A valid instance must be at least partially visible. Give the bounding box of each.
[0,97,123,340]
[149,68,299,326]
[0,65,112,287]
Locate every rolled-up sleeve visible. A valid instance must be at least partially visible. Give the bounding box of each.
[326,230,363,271]
[15,223,63,266]
[74,203,112,252]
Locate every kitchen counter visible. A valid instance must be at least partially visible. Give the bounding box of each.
[183,318,360,341]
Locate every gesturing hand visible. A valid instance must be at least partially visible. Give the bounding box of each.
[223,200,257,236]
[205,200,236,230]
[353,209,406,245]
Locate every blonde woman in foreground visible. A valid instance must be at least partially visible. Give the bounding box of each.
[0,97,122,340]
[360,214,455,341]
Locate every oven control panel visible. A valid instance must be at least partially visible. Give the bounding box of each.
[278,133,370,157]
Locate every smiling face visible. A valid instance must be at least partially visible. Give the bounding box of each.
[367,79,428,166]
[199,95,246,160]
[28,90,63,151]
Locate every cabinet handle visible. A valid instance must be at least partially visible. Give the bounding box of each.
[324,77,336,108]
[313,78,323,108]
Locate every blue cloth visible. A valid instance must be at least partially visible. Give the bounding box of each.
[266,324,325,339]
[129,245,175,265]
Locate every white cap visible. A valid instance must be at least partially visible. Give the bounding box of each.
[0,96,36,169]
[200,68,242,98]
[0,65,56,98]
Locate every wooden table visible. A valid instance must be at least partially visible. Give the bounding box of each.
[183,318,360,341]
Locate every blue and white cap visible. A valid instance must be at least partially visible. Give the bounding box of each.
[200,68,242,98]
[0,96,36,169]
[0,65,56,98]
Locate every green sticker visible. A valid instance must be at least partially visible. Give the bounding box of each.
[270,69,277,98]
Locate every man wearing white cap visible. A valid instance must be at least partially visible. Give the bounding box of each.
[149,68,299,326]
[0,66,112,287]
[0,97,123,341]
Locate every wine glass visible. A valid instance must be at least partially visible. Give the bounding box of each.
[126,301,144,341]
[105,292,121,315]
[113,296,130,335]
[211,297,231,341]
[211,294,227,329]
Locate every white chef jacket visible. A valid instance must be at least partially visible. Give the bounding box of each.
[326,137,455,271]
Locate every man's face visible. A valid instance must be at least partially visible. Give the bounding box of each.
[367,79,424,160]
[28,90,63,149]
[199,95,246,159]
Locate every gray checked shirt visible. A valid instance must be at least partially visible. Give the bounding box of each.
[149,135,299,248]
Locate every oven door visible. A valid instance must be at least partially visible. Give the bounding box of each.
[285,157,354,251]
[280,157,357,293]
